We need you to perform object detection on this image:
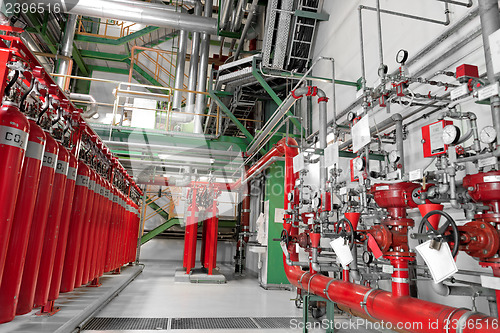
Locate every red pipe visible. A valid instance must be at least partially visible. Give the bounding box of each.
[34,144,70,308]
[48,154,78,302]
[16,134,59,315]
[273,138,498,332]
[0,120,45,323]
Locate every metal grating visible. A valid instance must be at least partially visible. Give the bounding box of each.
[83,317,169,330]
[253,317,303,329]
[170,317,257,330]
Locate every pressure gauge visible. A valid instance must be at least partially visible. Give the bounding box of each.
[388,150,400,163]
[442,124,461,145]
[480,126,497,144]
[362,251,373,265]
[347,112,356,122]
[396,49,409,65]
[354,158,366,172]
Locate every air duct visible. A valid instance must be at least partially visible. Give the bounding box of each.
[56,14,77,89]
[30,0,218,35]
[70,93,98,119]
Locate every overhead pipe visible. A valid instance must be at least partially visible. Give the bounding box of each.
[171,30,189,114]
[231,0,247,32]
[185,1,202,120]
[56,14,77,90]
[478,0,500,136]
[194,0,213,134]
[70,93,98,118]
[233,0,259,61]
[33,0,218,35]
[273,139,498,333]
[219,0,233,30]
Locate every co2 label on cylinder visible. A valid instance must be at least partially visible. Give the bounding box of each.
[0,125,28,150]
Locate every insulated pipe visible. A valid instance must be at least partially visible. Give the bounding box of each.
[193,0,213,134]
[172,30,188,113]
[33,0,218,35]
[185,1,202,121]
[219,0,233,30]
[70,93,98,118]
[233,0,259,61]
[56,14,77,89]
[478,0,500,136]
[291,86,328,192]
[231,0,247,32]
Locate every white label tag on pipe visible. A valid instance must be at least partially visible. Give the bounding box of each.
[415,240,458,284]
[478,82,500,100]
[450,84,469,100]
[330,237,353,267]
[382,265,394,274]
[480,275,500,290]
[324,143,339,167]
[409,169,423,181]
[293,152,305,173]
[478,156,498,168]
[351,115,371,153]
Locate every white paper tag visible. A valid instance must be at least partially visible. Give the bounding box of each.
[478,156,498,168]
[339,187,347,195]
[330,238,353,267]
[409,169,423,181]
[293,152,305,173]
[416,240,458,283]
[387,170,401,180]
[324,143,339,167]
[478,82,500,100]
[481,275,500,290]
[382,265,394,274]
[450,84,469,100]
[351,115,371,153]
[274,208,285,223]
[489,28,500,74]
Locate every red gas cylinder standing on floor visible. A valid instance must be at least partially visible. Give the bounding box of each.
[84,175,103,285]
[0,101,30,284]
[104,187,119,273]
[74,170,97,288]
[33,144,70,308]
[16,133,59,315]
[0,120,45,323]
[60,162,91,293]
[95,180,112,279]
[48,155,78,302]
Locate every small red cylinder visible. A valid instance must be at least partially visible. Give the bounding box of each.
[0,120,45,323]
[60,162,91,293]
[33,144,70,307]
[48,154,78,301]
[16,133,59,315]
[74,171,97,288]
[0,102,30,283]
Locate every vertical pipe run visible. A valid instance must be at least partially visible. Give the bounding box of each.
[193,0,213,134]
[375,0,384,72]
[56,14,77,89]
[478,0,500,136]
[358,7,367,90]
[186,1,202,116]
[172,30,188,111]
[233,0,259,61]
[391,258,410,297]
[392,113,405,175]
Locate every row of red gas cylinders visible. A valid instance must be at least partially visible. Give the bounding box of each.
[0,103,141,323]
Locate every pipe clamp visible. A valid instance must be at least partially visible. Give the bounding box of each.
[360,289,377,320]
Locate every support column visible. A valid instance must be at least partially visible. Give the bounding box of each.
[479,0,500,135]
